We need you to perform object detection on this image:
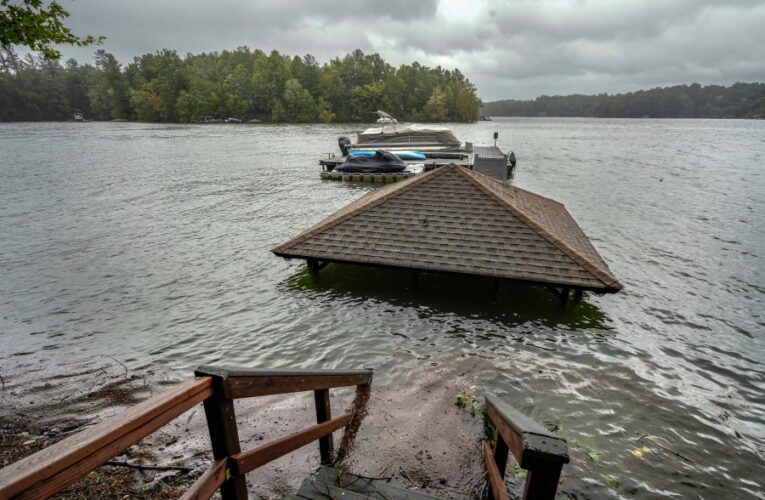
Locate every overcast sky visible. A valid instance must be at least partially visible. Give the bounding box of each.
[55,0,765,101]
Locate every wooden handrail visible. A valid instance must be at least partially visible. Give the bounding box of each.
[194,366,373,500]
[180,458,227,500]
[0,367,373,500]
[0,377,213,499]
[194,366,373,399]
[483,395,569,500]
[231,413,353,475]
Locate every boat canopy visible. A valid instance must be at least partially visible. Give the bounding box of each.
[357,123,461,147]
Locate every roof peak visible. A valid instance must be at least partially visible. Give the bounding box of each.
[454,167,622,290]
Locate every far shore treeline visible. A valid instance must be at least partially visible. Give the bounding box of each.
[483,83,765,119]
[0,47,482,123]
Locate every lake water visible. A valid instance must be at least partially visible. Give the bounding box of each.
[1,118,763,498]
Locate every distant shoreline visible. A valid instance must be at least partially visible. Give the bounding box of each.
[481,82,765,120]
[2,116,764,125]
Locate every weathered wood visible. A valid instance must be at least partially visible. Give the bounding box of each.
[0,377,212,499]
[314,389,333,464]
[486,402,525,465]
[180,458,228,500]
[231,413,352,475]
[484,441,510,500]
[15,385,213,498]
[226,372,373,399]
[485,396,568,469]
[199,374,247,499]
[484,396,568,500]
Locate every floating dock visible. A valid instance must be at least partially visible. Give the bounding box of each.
[320,171,416,183]
[319,146,515,183]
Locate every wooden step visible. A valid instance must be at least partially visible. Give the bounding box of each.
[291,466,444,500]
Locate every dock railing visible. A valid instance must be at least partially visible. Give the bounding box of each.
[483,395,569,500]
[0,366,373,500]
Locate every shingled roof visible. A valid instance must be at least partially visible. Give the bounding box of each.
[273,165,622,292]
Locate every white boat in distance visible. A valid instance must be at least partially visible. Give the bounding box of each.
[353,111,464,152]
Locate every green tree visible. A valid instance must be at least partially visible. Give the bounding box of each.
[0,0,103,59]
[0,46,490,123]
[455,87,480,121]
[88,49,129,120]
[282,78,316,122]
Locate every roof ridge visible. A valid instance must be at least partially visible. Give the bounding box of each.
[457,168,622,290]
[272,166,455,255]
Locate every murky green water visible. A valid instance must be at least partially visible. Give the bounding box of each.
[1,118,763,497]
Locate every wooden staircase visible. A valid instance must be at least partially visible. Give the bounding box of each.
[0,366,569,500]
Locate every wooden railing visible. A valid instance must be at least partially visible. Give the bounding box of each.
[0,366,373,499]
[483,395,569,500]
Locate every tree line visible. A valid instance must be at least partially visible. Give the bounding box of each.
[0,47,482,123]
[482,83,765,119]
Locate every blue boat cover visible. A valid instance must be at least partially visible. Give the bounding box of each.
[350,150,426,161]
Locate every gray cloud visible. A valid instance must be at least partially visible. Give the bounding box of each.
[55,0,765,100]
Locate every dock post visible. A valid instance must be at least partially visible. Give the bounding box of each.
[314,389,334,464]
[410,271,419,291]
[574,288,583,302]
[307,258,320,277]
[194,368,248,500]
[492,280,500,302]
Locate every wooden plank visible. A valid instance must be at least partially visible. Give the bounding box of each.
[314,389,333,464]
[201,377,247,499]
[231,413,352,475]
[486,403,524,465]
[0,377,212,499]
[179,459,228,500]
[16,385,213,498]
[484,441,510,500]
[228,373,373,399]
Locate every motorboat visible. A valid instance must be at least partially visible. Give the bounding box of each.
[352,111,463,153]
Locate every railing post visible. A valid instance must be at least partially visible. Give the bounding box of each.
[484,395,568,500]
[195,367,247,500]
[522,463,563,500]
[314,389,333,464]
[493,436,510,478]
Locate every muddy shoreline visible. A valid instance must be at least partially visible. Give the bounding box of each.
[1,355,510,498]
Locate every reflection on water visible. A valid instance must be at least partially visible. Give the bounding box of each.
[0,119,763,498]
[285,263,609,331]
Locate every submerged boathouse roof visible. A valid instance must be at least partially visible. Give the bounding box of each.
[273,165,622,292]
